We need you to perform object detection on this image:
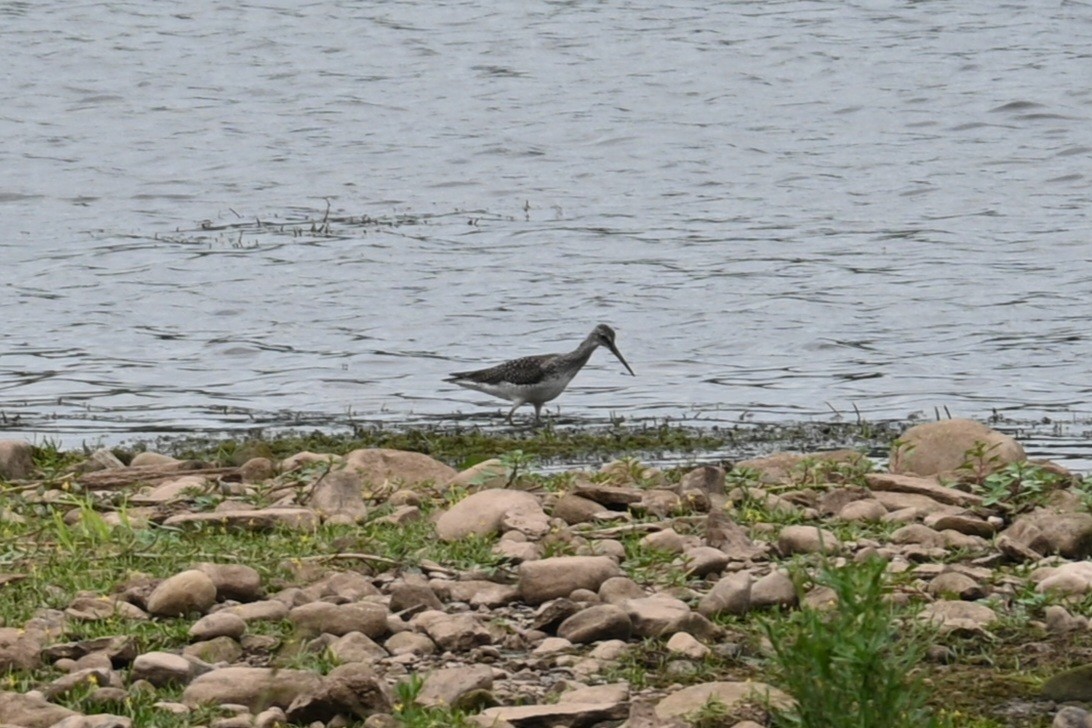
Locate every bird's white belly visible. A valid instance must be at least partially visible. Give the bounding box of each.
[464,374,574,405]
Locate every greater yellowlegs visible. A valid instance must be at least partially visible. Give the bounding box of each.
[445,324,636,424]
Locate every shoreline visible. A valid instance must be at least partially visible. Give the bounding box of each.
[0,417,1089,726]
[5,413,1090,474]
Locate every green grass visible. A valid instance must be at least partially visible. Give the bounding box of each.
[0,486,506,627]
[392,674,477,727]
[763,557,948,728]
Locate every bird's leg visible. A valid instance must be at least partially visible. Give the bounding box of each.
[532,403,543,425]
[506,402,521,425]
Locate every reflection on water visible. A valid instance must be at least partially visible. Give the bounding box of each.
[1,1,1090,458]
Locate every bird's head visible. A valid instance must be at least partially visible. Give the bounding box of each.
[590,323,635,376]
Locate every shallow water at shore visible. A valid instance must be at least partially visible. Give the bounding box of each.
[2,2,1091,451]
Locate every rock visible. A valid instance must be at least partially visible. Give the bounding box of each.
[679,466,726,495]
[924,513,995,538]
[225,600,290,623]
[373,504,422,527]
[865,472,984,508]
[418,664,494,709]
[87,447,126,470]
[41,636,136,666]
[146,570,217,617]
[65,593,148,624]
[623,700,688,728]
[254,707,288,728]
[130,475,208,504]
[183,667,323,711]
[927,572,986,601]
[128,451,178,468]
[535,637,575,656]
[890,524,947,548]
[281,451,340,472]
[531,599,581,632]
[750,571,797,609]
[448,459,509,490]
[1005,511,1092,559]
[654,681,791,720]
[557,605,633,643]
[308,469,368,522]
[289,602,389,639]
[940,530,989,551]
[838,499,887,522]
[640,528,685,554]
[997,533,1046,563]
[194,563,263,603]
[0,628,45,672]
[918,600,997,634]
[0,441,35,480]
[436,489,545,542]
[636,489,682,518]
[285,662,393,723]
[553,494,612,525]
[329,632,388,663]
[703,510,764,560]
[316,571,381,601]
[131,652,193,686]
[778,525,841,555]
[697,572,752,618]
[343,448,456,488]
[679,488,711,513]
[572,482,642,507]
[240,456,276,483]
[1043,664,1092,702]
[873,492,950,515]
[463,582,520,608]
[1053,706,1092,728]
[665,632,709,660]
[0,690,78,727]
[43,666,119,699]
[184,635,243,664]
[819,487,872,516]
[733,452,805,484]
[625,595,719,640]
[1045,605,1089,634]
[389,582,444,613]
[889,419,1024,478]
[494,539,541,562]
[73,651,114,672]
[1035,562,1092,596]
[683,546,729,577]
[385,632,436,657]
[480,701,628,727]
[188,611,246,641]
[415,612,492,652]
[500,503,551,540]
[598,576,645,606]
[53,714,131,728]
[163,508,319,531]
[519,556,622,605]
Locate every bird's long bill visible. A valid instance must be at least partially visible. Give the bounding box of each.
[606,340,636,376]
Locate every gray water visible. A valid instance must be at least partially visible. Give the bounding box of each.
[2,1,1092,458]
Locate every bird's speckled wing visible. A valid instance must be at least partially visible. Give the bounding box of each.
[448,354,556,386]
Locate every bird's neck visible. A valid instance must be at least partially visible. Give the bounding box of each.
[558,338,598,370]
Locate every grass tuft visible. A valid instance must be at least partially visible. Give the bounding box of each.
[763,557,948,728]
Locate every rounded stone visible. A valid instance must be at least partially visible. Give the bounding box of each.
[146,570,218,617]
[557,605,633,643]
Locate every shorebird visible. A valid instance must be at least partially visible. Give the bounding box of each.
[445,324,636,424]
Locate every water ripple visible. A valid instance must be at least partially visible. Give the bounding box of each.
[0,0,1090,452]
